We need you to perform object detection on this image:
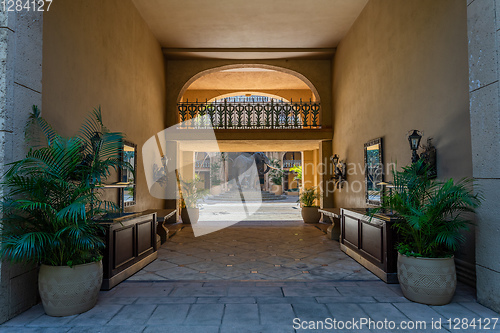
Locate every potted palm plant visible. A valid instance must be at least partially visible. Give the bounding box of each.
[210,159,222,196]
[0,106,125,316]
[179,175,208,224]
[299,186,321,223]
[269,159,284,195]
[379,160,481,305]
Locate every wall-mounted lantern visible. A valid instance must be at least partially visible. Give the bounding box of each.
[330,154,346,188]
[407,130,423,163]
[407,130,437,179]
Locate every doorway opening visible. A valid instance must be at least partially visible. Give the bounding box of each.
[194,151,301,224]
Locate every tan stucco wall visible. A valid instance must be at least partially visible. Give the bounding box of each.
[166,60,331,129]
[333,0,471,205]
[42,0,166,212]
[302,150,316,190]
[332,0,473,265]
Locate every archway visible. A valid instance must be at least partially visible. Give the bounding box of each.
[178,64,321,103]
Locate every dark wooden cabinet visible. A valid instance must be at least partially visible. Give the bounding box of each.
[340,208,399,283]
[99,212,158,290]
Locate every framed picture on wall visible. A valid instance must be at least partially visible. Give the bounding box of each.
[364,137,383,206]
[119,140,137,208]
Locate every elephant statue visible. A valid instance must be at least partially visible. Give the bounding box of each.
[232,152,273,190]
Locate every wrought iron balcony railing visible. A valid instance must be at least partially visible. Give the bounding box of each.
[195,160,211,169]
[283,160,302,168]
[178,99,321,130]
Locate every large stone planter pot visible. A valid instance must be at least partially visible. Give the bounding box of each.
[210,185,222,196]
[271,184,283,195]
[181,207,200,224]
[301,206,321,223]
[38,260,103,317]
[397,253,456,305]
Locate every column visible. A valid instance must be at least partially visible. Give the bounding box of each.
[319,140,334,209]
[0,9,42,323]
[302,150,315,190]
[467,0,500,312]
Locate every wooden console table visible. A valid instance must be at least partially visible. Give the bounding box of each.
[99,211,158,290]
[340,208,399,283]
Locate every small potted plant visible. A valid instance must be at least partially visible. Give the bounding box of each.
[0,106,125,316]
[379,160,481,305]
[179,175,208,224]
[269,159,284,195]
[210,159,222,196]
[299,186,321,223]
[289,164,302,189]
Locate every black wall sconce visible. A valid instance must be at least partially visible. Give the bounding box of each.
[407,130,437,178]
[330,154,346,188]
[408,130,423,163]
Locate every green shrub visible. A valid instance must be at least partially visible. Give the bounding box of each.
[0,107,126,266]
[379,160,482,258]
[299,187,318,207]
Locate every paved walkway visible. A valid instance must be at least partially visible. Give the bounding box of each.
[200,196,302,222]
[128,222,379,281]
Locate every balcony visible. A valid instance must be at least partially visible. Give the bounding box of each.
[178,99,321,130]
[195,160,211,169]
[283,160,301,168]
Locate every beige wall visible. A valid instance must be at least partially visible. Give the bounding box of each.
[332,0,474,269]
[333,0,471,205]
[42,0,167,212]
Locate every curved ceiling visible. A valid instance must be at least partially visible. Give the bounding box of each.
[187,69,310,90]
[131,0,368,59]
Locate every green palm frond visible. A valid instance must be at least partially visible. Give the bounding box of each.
[1,106,125,266]
[25,105,57,147]
[179,175,208,208]
[0,231,53,264]
[76,107,127,188]
[300,187,318,207]
[54,224,104,250]
[379,159,481,258]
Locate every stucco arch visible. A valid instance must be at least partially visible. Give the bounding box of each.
[177,64,321,104]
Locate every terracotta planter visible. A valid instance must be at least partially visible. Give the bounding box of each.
[301,206,321,223]
[181,207,200,224]
[397,253,456,305]
[38,260,103,317]
[271,184,283,195]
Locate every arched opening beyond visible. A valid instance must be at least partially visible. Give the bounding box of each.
[207,92,290,103]
[177,64,321,104]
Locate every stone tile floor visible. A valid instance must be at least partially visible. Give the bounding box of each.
[2,220,499,332]
[3,280,499,332]
[128,222,379,281]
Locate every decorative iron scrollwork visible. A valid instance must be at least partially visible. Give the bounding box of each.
[178,99,321,129]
